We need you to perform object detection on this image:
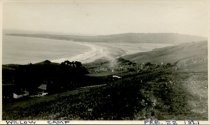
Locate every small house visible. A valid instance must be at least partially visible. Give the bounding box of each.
[33,84,48,97]
[13,90,29,99]
[38,84,47,91]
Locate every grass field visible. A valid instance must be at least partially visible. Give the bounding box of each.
[3,61,207,120]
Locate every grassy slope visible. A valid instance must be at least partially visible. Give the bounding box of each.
[3,64,188,120]
[124,41,208,119]
[124,41,208,72]
[4,63,205,120]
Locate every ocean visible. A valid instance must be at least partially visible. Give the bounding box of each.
[3,35,90,64]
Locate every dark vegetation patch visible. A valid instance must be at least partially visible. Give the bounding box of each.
[3,60,111,103]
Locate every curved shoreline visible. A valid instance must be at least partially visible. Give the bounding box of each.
[52,42,121,63]
[52,41,172,64]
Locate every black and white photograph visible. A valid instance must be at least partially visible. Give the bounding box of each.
[1,0,208,121]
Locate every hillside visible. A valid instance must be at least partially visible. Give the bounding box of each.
[124,41,208,119]
[3,59,207,120]
[124,41,208,72]
[5,30,206,44]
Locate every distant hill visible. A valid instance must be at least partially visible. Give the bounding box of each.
[124,41,208,72]
[4,30,206,44]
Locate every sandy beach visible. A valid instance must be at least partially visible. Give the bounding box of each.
[52,42,125,64]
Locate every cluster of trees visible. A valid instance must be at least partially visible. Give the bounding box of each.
[108,58,174,73]
[3,60,89,99]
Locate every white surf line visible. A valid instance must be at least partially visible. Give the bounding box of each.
[52,42,115,64]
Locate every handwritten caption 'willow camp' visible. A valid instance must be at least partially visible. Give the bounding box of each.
[5,120,200,125]
[5,120,70,124]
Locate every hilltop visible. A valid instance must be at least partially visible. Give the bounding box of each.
[5,30,206,44]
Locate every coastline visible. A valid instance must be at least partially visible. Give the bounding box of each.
[51,41,172,64]
[3,35,173,65]
[52,42,124,64]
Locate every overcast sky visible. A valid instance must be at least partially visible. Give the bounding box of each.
[3,0,209,37]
